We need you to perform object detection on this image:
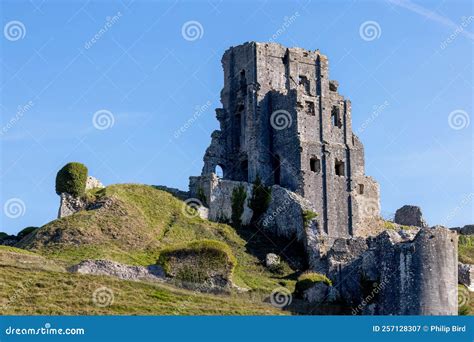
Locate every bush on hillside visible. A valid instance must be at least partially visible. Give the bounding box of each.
[295,272,332,297]
[157,240,236,289]
[248,175,271,224]
[55,162,88,197]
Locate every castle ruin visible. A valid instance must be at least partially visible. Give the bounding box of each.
[189,42,458,315]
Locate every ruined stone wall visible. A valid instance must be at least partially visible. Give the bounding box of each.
[196,41,380,240]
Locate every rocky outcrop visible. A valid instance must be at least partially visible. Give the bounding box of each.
[394,205,427,227]
[85,176,104,190]
[459,262,474,291]
[57,193,86,218]
[68,259,164,282]
[265,253,280,268]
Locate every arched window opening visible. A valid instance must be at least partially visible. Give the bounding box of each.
[215,165,224,178]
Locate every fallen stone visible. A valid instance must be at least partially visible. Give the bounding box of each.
[85,176,104,190]
[459,262,474,291]
[265,253,280,268]
[394,205,427,227]
[68,259,165,282]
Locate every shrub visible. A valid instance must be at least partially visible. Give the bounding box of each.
[295,272,332,296]
[55,162,88,197]
[231,185,247,227]
[17,226,38,240]
[157,240,237,287]
[302,210,317,227]
[197,186,207,207]
[248,175,271,224]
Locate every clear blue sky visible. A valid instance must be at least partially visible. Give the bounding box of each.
[1,0,472,234]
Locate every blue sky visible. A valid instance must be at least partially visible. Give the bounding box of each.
[0,0,472,234]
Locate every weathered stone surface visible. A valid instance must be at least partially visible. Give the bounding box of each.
[68,259,164,281]
[394,205,427,227]
[265,253,280,268]
[187,42,459,316]
[57,193,86,218]
[459,262,474,291]
[190,41,380,239]
[85,176,104,190]
[303,282,338,304]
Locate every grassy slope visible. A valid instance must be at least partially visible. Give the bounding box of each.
[2,184,298,314]
[458,236,474,315]
[0,248,282,315]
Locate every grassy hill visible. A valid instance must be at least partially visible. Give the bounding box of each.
[2,184,303,315]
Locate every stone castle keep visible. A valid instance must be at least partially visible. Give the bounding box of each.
[190,42,458,315]
[191,42,380,237]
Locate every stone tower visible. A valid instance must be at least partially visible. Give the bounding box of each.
[192,42,380,238]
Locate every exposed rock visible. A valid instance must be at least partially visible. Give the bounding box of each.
[57,193,86,218]
[303,282,338,304]
[265,253,280,268]
[458,263,474,291]
[460,225,474,235]
[85,176,104,190]
[197,206,209,220]
[394,205,427,227]
[68,259,164,282]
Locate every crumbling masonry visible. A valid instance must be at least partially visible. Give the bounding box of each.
[189,42,458,315]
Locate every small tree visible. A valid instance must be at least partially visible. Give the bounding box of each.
[55,162,88,197]
[248,175,271,224]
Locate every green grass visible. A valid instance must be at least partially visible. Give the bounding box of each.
[295,272,332,296]
[383,221,417,231]
[302,210,318,227]
[14,184,297,298]
[459,235,474,264]
[0,265,284,315]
